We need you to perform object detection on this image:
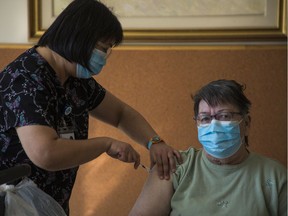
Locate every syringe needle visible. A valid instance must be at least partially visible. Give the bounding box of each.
[140,163,150,173]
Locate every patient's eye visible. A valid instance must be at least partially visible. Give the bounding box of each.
[215,112,233,121]
[197,115,211,124]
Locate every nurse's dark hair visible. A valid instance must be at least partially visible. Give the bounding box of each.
[37,0,123,69]
[192,79,252,145]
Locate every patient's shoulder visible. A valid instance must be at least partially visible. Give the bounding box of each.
[177,147,202,164]
[174,147,202,175]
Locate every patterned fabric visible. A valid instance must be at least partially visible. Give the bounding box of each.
[0,46,106,214]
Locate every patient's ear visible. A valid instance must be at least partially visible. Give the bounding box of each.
[244,115,251,136]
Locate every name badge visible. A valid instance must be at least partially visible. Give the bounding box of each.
[58,126,75,139]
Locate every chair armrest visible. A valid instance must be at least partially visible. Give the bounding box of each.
[0,164,31,185]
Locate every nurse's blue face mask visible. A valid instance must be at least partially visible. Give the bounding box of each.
[76,49,107,79]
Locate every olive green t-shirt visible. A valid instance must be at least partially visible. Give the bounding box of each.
[171,148,287,216]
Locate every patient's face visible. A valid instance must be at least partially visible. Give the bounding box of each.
[198,100,249,137]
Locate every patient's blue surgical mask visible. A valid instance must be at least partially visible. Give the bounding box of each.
[197,119,243,159]
[76,49,106,78]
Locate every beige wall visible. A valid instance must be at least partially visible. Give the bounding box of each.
[0,45,287,216]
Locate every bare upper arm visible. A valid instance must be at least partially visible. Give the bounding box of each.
[16,125,59,169]
[129,166,173,216]
[89,90,127,127]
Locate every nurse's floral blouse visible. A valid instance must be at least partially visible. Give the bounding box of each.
[0,46,106,214]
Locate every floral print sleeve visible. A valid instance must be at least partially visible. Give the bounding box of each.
[0,50,58,130]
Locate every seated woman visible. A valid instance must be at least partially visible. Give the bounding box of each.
[129,79,287,216]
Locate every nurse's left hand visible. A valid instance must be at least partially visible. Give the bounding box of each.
[149,142,182,180]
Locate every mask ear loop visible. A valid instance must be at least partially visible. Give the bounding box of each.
[237,119,244,124]
[94,49,107,58]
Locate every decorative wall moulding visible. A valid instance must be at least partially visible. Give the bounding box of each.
[29,0,287,43]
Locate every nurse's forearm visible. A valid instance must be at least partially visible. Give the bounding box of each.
[117,105,158,148]
[17,125,113,171]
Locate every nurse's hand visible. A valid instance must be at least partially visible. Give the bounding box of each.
[106,140,140,169]
[149,142,182,180]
